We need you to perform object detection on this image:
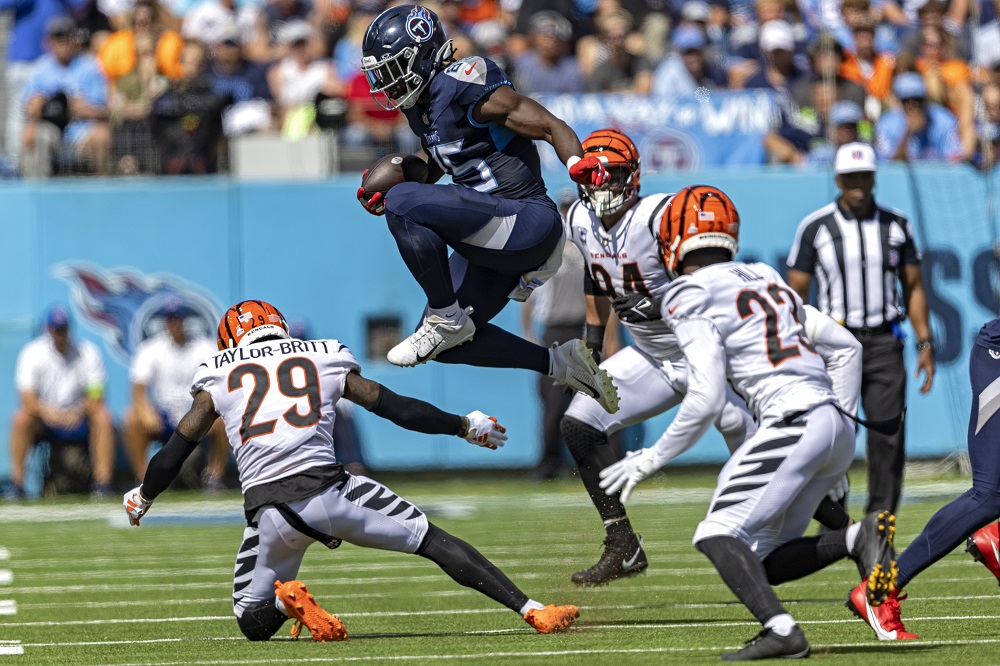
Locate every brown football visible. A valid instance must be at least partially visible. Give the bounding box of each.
[361,153,429,195]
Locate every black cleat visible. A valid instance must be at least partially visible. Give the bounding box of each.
[851,509,898,605]
[571,533,647,586]
[721,626,810,661]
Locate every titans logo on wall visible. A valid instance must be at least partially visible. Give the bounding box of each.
[405,6,434,42]
[54,262,223,365]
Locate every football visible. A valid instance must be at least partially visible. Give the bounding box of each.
[361,153,429,195]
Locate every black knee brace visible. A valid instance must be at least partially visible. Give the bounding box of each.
[237,598,287,641]
[561,417,606,462]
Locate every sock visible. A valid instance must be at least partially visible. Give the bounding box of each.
[762,528,852,585]
[562,417,630,523]
[845,522,861,553]
[696,535,787,625]
[519,599,546,616]
[428,301,461,321]
[764,613,797,637]
[274,596,287,616]
[604,516,634,539]
[813,495,852,530]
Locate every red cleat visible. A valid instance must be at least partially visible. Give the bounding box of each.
[846,582,918,641]
[966,521,1000,585]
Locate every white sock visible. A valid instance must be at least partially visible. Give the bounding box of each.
[845,522,862,553]
[519,599,546,617]
[275,596,288,616]
[764,613,797,637]
[428,301,462,321]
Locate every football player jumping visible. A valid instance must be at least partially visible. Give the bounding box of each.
[355,4,619,414]
[599,187,897,660]
[563,132,869,589]
[123,300,579,642]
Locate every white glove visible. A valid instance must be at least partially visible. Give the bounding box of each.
[827,474,850,503]
[123,486,153,526]
[508,231,565,302]
[599,448,660,504]
[462,411,507,450]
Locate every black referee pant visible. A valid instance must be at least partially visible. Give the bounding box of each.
[858,332,907,514]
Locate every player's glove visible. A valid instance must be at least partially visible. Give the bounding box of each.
[462,410,507,450]
[357,170,386,216]
[612,292,661,324]
[567,155,610,187]
[599,448,660,504]
[123,486,153,526]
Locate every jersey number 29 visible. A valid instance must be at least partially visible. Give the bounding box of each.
[228,358,322,443]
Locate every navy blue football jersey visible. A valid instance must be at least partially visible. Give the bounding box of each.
[402,56,548,200]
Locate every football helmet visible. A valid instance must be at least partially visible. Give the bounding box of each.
[217,300,289,350]
[658,185,740,279]
[579,128,640,217]
[361,4,455,111]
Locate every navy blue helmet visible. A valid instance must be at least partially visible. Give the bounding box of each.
[361,4,454,110]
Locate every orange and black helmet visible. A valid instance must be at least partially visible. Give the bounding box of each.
[217,300,289,350]
[658,185,740,278]
[579,128,640,217]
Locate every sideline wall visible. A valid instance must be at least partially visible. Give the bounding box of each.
[1,164,996,477]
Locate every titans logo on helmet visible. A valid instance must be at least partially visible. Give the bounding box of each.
[405,6,434,42]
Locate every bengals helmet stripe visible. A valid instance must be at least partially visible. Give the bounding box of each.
[658,185,740,279]
[217,300,290,350]
[579,128,640,217]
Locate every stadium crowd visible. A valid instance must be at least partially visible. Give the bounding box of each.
[1,0,999,176]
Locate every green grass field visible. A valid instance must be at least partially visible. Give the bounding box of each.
[1,465,998,665]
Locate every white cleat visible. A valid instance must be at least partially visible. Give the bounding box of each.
[388,307,476,367]
[549,339,620,413]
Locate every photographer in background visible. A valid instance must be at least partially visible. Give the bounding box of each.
[21,16,110,177]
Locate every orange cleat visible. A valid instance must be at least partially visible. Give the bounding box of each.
[524,604,580,634]
[966,521,1000,585]
[846,581,918,641]
[274,580,348,642]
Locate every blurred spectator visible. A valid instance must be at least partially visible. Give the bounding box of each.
[331,0,382,85]
[651,24,727,96]
[830,99,870,144]
[765,78,835,164]
[974,0,1000,69]
[840,13,896,101]
[343,69,417,158]
[182,0,269,62]
[620,0,673,65]
[268,18,340,138]
[262,0,313,50]
[793,33,866,109]
[75,0,114,53]
[123,295,228,489]
[975,122,1000,170]
[107,31,167,173]
[580,8,652,93]
[875,71,965,161]
[900,0,968,59]
[99,0,183,83]
[207,22,274,136]
[21,16,111,177]
[151,41,228,173]
[912,24,976,157]
[743,20,808,92]
[1,0,90,167]
[287,318,367,475]
[512,10,585,94]
[469,19,510,71]
[508,0,578,58]
[9,305,114,499]
[435,0,477,60]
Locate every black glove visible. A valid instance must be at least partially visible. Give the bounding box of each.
[612,292,661,324]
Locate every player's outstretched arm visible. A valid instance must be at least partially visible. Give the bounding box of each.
[473,85,582,166]
[343,370,507,449]
[123,390,220,526]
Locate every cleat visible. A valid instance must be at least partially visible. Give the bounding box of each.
[851,509,898,605]
[571,533,647,586]
[524,604,579,633]
[549,339,620,413]
[273,580,348,642]
[721,626,810,661]
[966,521,1000,585]
[846,582,918,641]
[387,306,476,367]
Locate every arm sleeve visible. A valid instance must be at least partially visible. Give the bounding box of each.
[141,430,200,500]
[803,304,861,416]
[367,384,464,436]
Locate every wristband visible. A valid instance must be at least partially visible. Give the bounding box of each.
[585,324,605,355]
[566,155,581,170]
[916,339,934,352]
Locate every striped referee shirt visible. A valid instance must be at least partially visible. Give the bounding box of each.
[787,200,921,329]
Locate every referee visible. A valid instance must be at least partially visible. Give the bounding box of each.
[786,142,935,515]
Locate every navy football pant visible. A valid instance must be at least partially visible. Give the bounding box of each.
[896,335,1000,588]
[384,183,562,374]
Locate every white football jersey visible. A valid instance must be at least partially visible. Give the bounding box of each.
[191,338,359,493]
[662,262,837,423]
[566,193,680,360]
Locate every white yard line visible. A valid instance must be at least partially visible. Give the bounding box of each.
[0,599,17,615]
[0,640,23,655]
